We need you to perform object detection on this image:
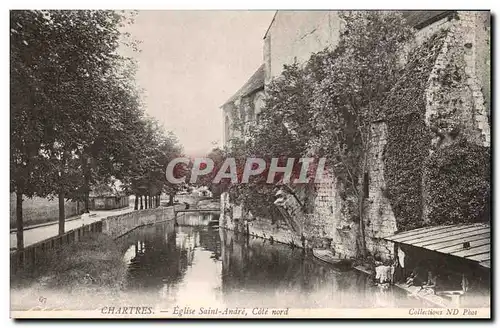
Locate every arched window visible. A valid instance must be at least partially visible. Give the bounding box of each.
[239,103,247,122]
[254,93,265,119]
[224,115,230,144]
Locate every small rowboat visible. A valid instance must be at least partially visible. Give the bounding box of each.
[312,249,352,270]
[208,219,219,228]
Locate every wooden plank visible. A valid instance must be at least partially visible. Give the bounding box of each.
[389,223,487,243]
[391,225,475,243]
[434,237,490,253]
[387,225,460,242]
[451,244,490,257]
[465,252,490,262]
[412,228,491,247]
[390,224,460,238]
[426,233,489,250]
[401,226,489,245]
[480,260,490,268]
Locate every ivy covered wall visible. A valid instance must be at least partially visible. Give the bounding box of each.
[382,31,447,231]
[382,14,490,232]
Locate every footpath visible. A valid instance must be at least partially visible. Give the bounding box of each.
[10,206,135,250]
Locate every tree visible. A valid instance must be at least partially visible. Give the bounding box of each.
[34,10,141,234]
[121,115,183,209]
[11,10,57,248]
[308,11,414,256]
[10,10,146,242]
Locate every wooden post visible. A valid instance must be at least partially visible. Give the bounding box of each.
[16,190,24,251]
[58,192,65,236]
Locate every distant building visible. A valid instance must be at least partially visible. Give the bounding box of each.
[222,64,265,146]
[89,181,129,210]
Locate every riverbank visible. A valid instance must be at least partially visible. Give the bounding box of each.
[12,234,127,293]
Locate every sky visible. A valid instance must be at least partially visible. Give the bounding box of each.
[124,10,275,157]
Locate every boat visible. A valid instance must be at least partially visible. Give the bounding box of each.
[208,218,219,228]
[312,249,352,270]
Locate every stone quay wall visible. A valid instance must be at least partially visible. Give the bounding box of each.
[102,206,177,238]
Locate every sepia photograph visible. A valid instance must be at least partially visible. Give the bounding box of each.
[9,8,491,319]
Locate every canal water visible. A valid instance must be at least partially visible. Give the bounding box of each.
[10,212,430,312]
[118,212,427,309]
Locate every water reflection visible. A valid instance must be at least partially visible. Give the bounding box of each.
[119,214,426,309]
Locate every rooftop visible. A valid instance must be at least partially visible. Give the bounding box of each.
[221,64,265,107]
[382,223,490,268]
[263,10,455,39]
[224,11,455,108]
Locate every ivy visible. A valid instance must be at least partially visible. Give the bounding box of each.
[424,139,490,225]
[383,30,447,231]
[384,114,431,231]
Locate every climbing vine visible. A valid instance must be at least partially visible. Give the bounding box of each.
[382,31,447,231]
[424,138,490,225]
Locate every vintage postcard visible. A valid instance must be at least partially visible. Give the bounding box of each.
[10,9,491,319]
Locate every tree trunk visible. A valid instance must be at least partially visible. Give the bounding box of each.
[358,190,366,258]
[16,190,24,250]
[84,191,89,212]
[140,196,143,210]
[83,155,91,212]
[168,193,174,206]
[58,192,65,235]
[134,194,139,210]
[358,150,368,259]
[145,195,148,209]
[157,195,160,207]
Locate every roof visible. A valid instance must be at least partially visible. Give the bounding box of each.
[222,64,265,107]
[263,11,278,39]
[401,10,454,29]
[382,223,490,268]
[263,11,454,40]
[225,11,455,108]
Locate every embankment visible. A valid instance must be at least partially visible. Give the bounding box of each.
[11,234,127,292]
[12,205,184,289]
[102,205,180,238]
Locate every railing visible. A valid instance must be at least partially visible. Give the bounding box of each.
[175,208,220,213]
[11,220,103,272]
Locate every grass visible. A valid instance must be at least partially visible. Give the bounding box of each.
[12,234,128,293]
[10,193,84,229]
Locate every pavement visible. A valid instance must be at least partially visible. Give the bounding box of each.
[10,206,135,250]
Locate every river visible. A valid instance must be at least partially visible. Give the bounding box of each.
[11,212,429,312]
[118,212,426,310]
